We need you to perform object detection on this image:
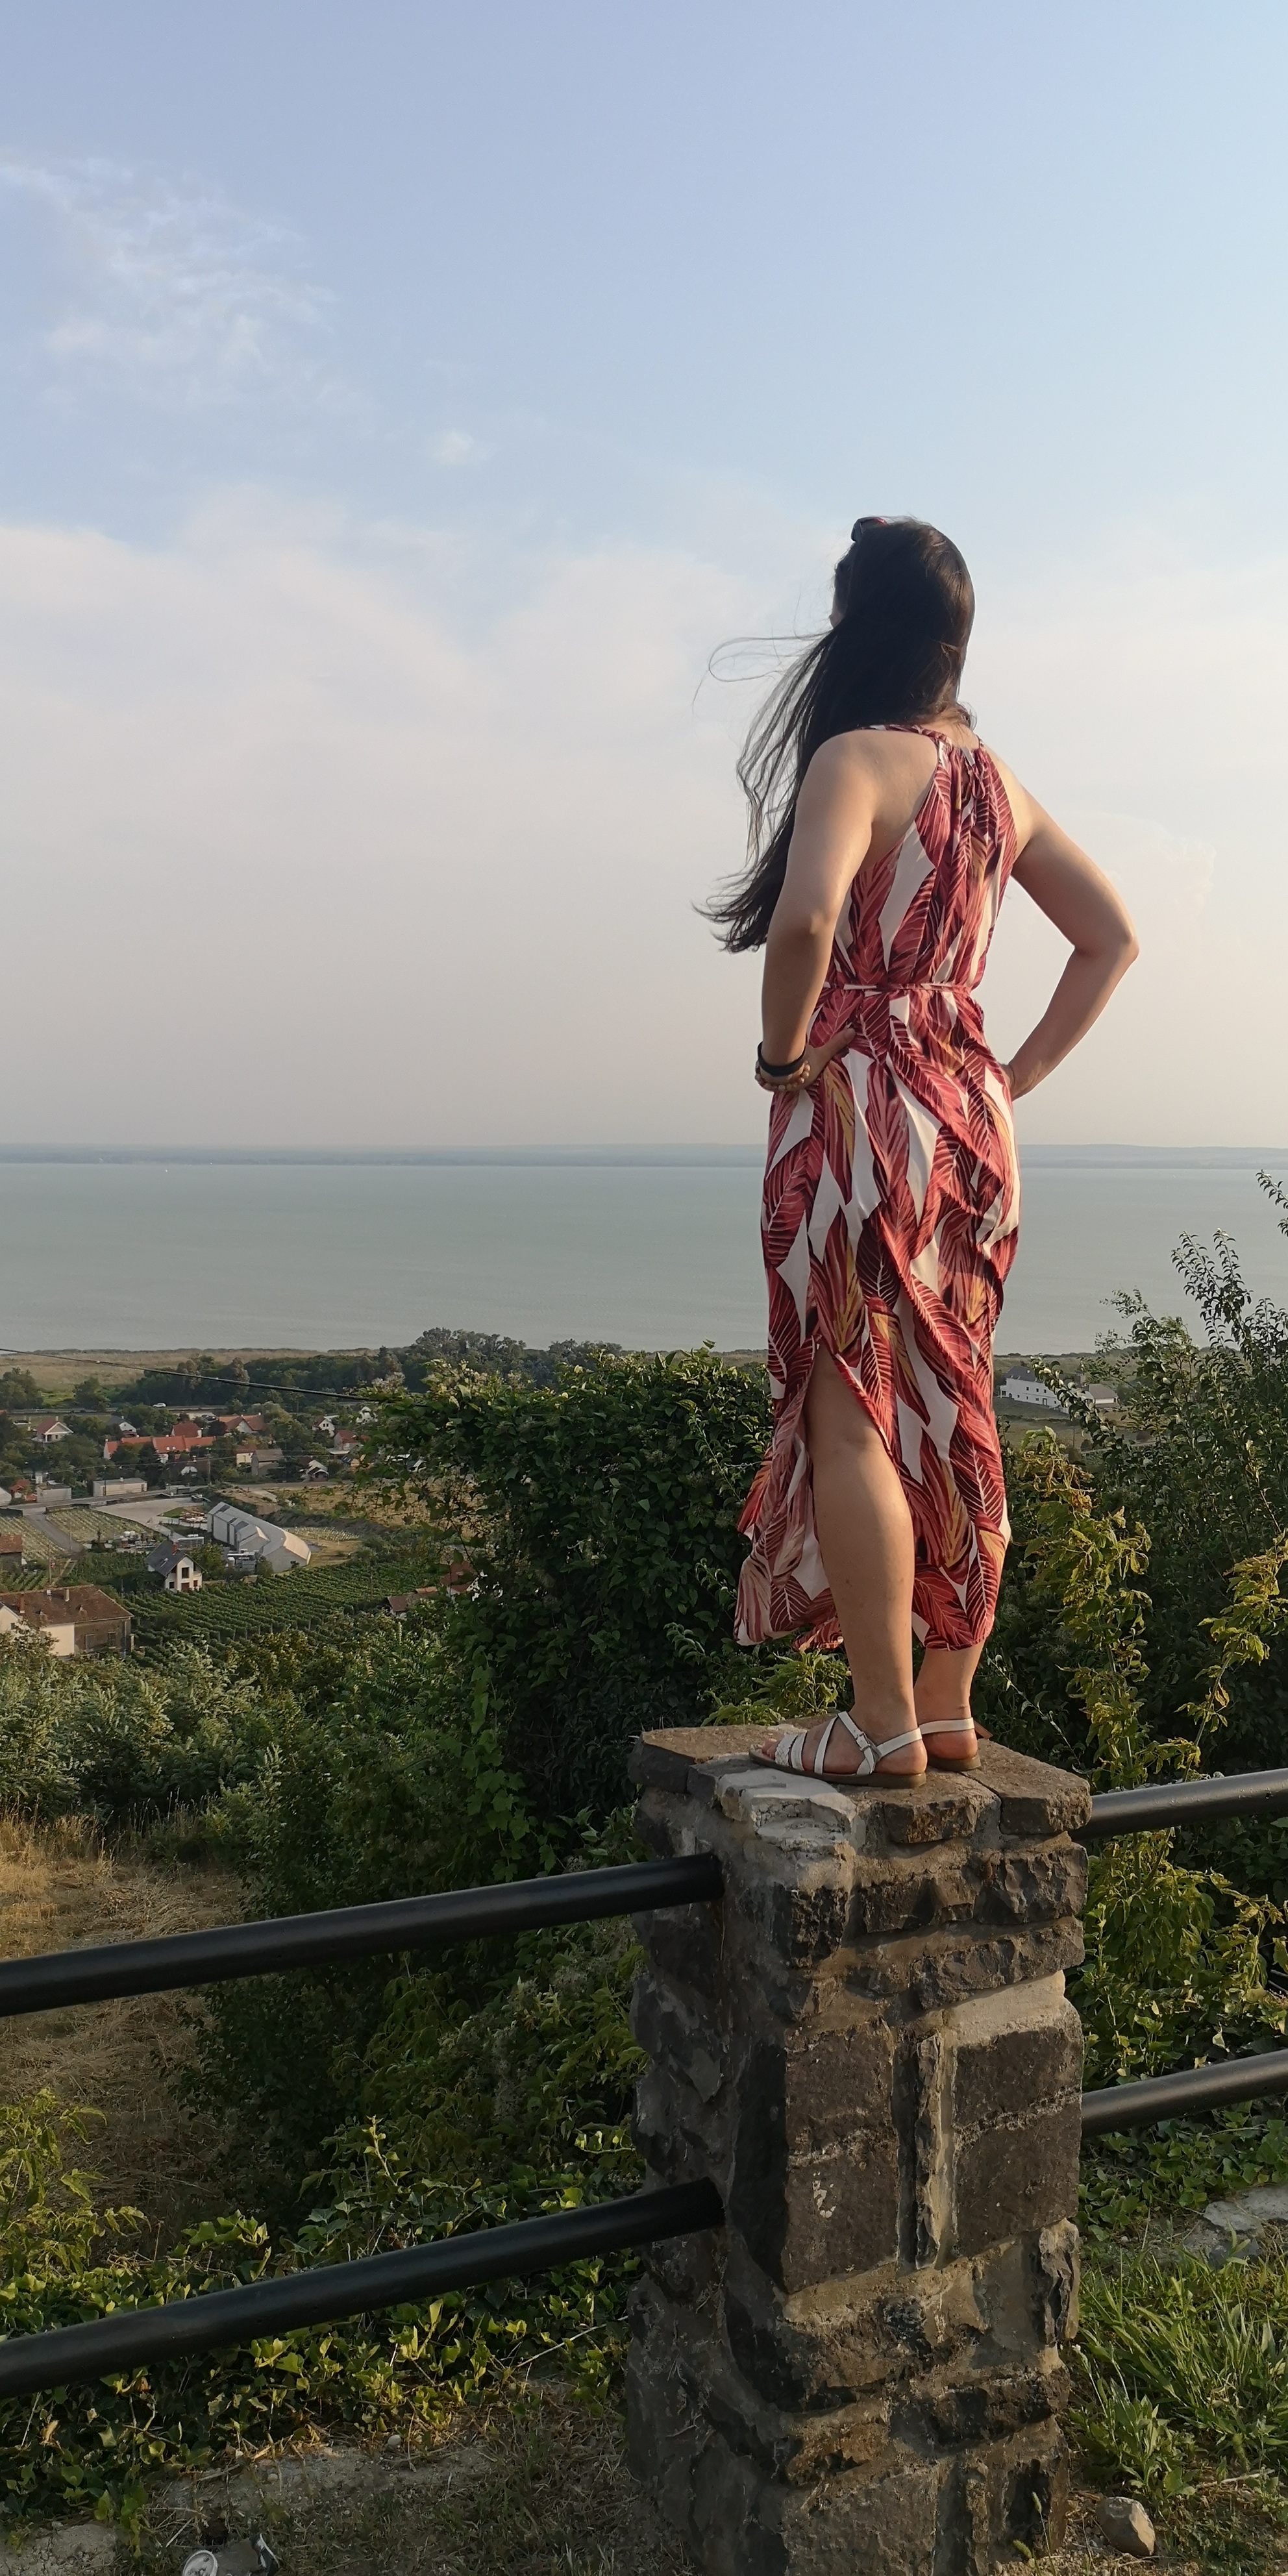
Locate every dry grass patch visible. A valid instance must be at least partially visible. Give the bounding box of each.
[138,2392,696,2576]
[0,1813,238,2242]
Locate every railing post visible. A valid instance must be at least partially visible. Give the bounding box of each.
[625,1726,1091,2576]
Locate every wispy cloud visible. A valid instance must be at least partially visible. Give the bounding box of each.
[428,428,484,467]
[0,152,331,407]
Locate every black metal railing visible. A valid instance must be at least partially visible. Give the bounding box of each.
[0,2177,723,2401]
[0,1853,724,2020]
[5,1762,1288,2399]
[1079,1765,1288,1842]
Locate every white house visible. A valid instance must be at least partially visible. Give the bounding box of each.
[1084,1383,1119,1411]
[31,1417,71,1444]
[147,1542,203,1593]
[998,1372,1067,1414]
[204,1502,311,1574]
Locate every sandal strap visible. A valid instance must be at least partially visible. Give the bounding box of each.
[917,1716,976,1739]
[772,1729,809,1772]
[834,1711,924,1777]
[810,1715,839,1777]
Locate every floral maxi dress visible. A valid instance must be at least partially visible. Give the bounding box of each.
[736,730,1021,1656]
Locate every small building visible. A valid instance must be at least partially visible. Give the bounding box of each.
[32,1480,73,1504]
[0,1528,24,1565]
[248,1446,284,1476]
[204,1502,311,1575]
[147,1542,203,1594]
[30,1417,71,1444]
[1083,1383,1119,1411]
[93,1477,149,1502]
[218,1413,267,1439]
[0,1600,75,1655]
[998,1371,1067,1414]
[302,1458,330,1480]
[0,1586,130,1655]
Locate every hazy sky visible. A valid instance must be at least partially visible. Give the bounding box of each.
[3,1,1287,1147]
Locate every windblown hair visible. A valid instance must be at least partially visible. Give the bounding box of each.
[708,517,975,952]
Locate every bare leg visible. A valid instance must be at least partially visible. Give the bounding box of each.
[760,1351,926,1779]
[913,1642,984,1765]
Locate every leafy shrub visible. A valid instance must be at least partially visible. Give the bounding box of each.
[0,2094,632,2531]
[367,1348,772,1818]
[0,1635,280,1825]
[183,1636,551,2198]
[1069,1183,1288,1768]
[983,1432,1288,2083]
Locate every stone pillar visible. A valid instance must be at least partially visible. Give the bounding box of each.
[625,1728,1090,2576]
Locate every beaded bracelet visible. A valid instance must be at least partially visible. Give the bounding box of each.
[756,1043,808,1080]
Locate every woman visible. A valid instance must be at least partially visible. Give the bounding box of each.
[711,517,1137,1783]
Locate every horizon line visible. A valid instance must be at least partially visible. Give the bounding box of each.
[0,1141,1286,1168]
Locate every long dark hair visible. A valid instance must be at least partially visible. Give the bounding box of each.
[708,516,975,952]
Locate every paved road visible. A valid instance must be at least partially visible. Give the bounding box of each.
[90,1494,203,1532]
[19,1510,88,1558]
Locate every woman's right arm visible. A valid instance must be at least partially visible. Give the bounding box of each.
[995,776,1139,1099]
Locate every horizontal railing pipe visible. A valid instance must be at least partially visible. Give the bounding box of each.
[1081,2047,1288,2135]
[1081,1766,1288,1842]
[0,2177,723,2401]
[0,1853,724,2021]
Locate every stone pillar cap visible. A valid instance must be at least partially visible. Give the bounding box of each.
[628,1727,1091,1844]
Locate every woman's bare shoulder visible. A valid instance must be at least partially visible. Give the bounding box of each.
[804,726,928,789]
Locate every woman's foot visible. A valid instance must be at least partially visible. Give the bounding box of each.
[915,1711,980,1770]
[755,1705,927,1781]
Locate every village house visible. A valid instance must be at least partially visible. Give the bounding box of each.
[105,1430,215,1468]
[1084,1381,1119,1411]
[146,1542,203,1593]
[0,1585,131,1655]
[0,1599,75,1655]
[998,1370,1067,1413]
[30,1417,71,1444]
[218,1413,267,1439]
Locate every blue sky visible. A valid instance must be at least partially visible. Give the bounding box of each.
[2,1,1286,1145]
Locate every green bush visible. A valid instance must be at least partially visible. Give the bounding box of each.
[367,1346,772,1818]
[0,2093,634,2531]
[0,1635,281,1825]
[182,1634,551,2198]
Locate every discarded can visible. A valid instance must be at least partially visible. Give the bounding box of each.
[180,2538,278,2576]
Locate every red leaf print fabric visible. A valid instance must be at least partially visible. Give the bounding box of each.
[737,732,1021,1654]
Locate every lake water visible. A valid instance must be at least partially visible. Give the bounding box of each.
[1,1146,1286,1357]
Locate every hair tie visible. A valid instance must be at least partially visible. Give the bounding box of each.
[850,515,888,538]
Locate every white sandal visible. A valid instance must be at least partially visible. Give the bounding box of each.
[917,1716,980,1772]
[753,1707,926,1782]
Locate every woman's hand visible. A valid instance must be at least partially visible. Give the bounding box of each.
[756,1024,856,1095]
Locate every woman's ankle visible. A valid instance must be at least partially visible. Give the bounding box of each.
[850,1700,921,1755]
